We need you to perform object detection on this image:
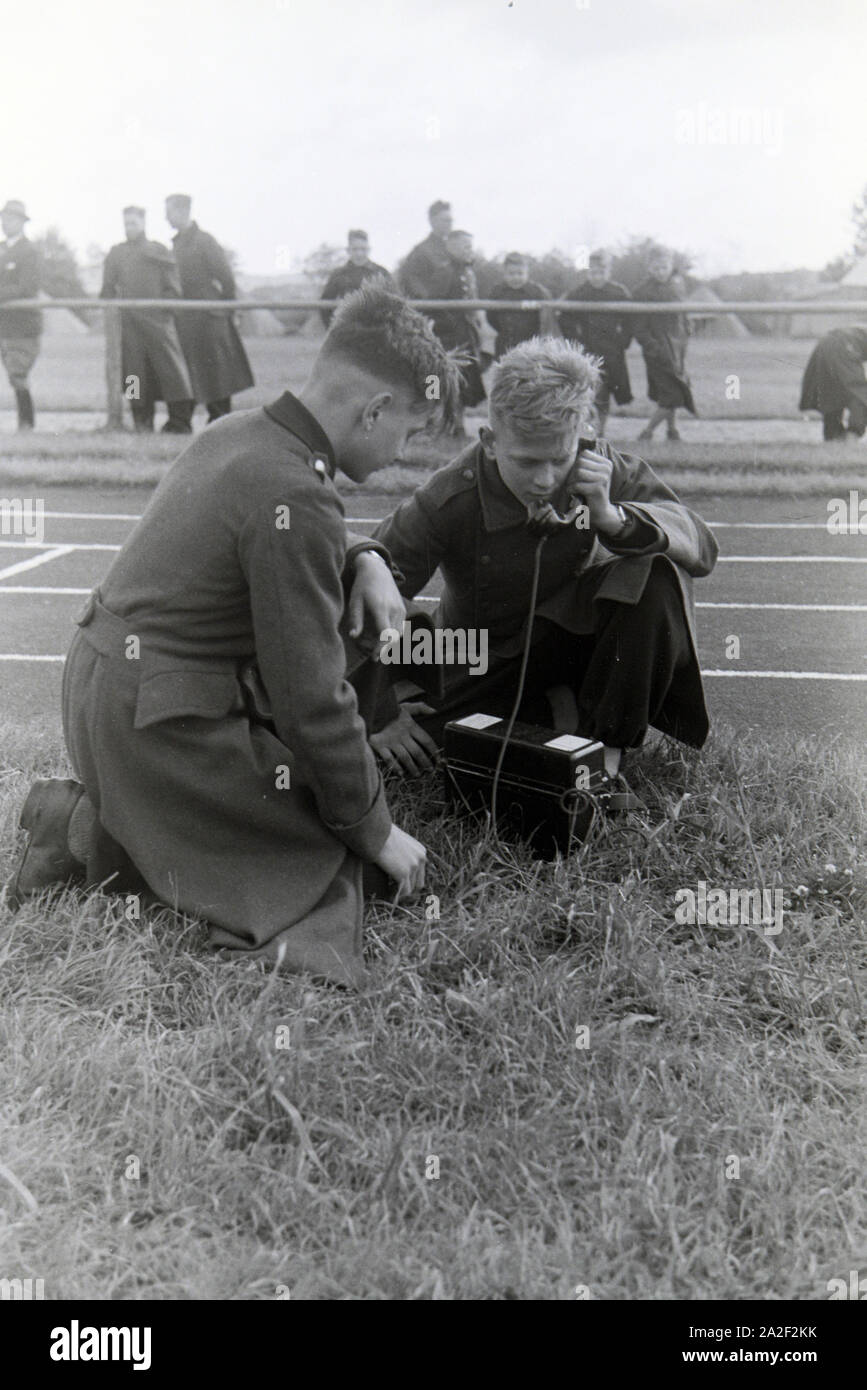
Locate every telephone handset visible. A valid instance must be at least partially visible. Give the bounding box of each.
[525,437,597,535]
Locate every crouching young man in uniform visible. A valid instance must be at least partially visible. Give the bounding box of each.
[369,337,718,791]
[7,285,460,989]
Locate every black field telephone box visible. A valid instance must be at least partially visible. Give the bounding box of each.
[443,713,608,859]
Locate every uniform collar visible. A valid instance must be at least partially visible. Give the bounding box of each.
[264,390,337,478]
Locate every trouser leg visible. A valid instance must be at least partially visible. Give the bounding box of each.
[162,399,194,433]
[15,387,34,430]
[823,411,846,440]
[207,397,231,421]
[131,399,155,431]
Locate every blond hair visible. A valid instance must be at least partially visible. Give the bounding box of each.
[489,337,601,437]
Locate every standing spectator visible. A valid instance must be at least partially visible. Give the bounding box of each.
[399,200,454,298]
[319,230,393,327]
[634,249,696,442]
[0,200,42,431]
[430,229,488,432]
[487,253,552,358]
[100,207,194,434]
[165,193,254,423]
[559,251,633,435]
[799,324,867,440]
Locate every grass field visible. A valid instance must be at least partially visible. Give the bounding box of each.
[0,327,829,419]
[1,720,864,1299]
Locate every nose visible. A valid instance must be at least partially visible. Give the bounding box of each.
[533,464,557,492]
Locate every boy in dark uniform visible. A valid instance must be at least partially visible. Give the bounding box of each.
[319,231,393,327]
[558,250,633,434]
[634,249,696,442]
[487,253,552,358]
[370,338,717,785]
[399,200,454,299]
[100,206,195,433]
[0,200,42,431]
[429,229,490,429]
[799,324,867,440]
[7,286,460,989]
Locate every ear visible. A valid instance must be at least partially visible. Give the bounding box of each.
[479,425,496,459]
[361,390,393,431]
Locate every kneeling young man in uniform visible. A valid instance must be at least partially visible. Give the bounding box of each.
[369,337,718,788]
[7,285,459,989]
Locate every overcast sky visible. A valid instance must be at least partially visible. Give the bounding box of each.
[3,0,866,280]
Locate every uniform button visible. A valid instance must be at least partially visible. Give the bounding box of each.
[480,554,491,565]
[462,468,474,481]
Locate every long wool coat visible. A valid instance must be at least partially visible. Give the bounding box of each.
[61,392,392,988]
[171,222,254,404]
[634,277,696,413]
[100,237,193,403]
[374,441,718,747]
[799,326,867,421]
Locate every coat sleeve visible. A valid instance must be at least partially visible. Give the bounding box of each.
[373,489,448,599]
[602,444,718,575]
[0,241,41,301]
[237,481,392,860]
[201,233,236,299]
[399,247,431,298]
[319,271,340,328]
[99,248,119,299]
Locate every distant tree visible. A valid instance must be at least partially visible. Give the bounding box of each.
[32,227,93,324]
[851,183,867,257]
[302,242,345,283]
[821,254,854,283]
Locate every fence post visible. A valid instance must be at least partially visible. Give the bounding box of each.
[104,306,124,430]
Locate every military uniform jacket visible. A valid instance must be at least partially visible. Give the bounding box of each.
[0,236,42,338]
[487,280,550,357]
[171,222,254,403]
[398,233,453,298]
[62,392,391,988]
[375,441,718,746]
[100,236,192,403]
[558,279,633,404]
[319,260,394,326]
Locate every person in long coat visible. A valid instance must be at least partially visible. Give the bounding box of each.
[100,206,194,433]
[7,285,461,989]
[165,194,254,422]
[319,230,393,327]
[634,251,696,441]
[798,324,867,440]
[368,338,717,784]
[558,250,633,434]
[398,199,454,299]
[0,199,42,430]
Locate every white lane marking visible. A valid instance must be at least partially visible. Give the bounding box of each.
[0,586,91,594]
[39,510,142,521]
[702,670,867,681]
[696,602,867,612]
[0,541,120,551]
[717,556,867,563]
[0,546,74,580]
[1,654,864,682]
[707,522,864,531]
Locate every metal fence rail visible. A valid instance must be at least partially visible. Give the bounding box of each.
[4,297,865,429]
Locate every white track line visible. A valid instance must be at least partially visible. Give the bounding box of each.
[0,541,120,552]
[0,586,91,594]
[0,546,74,580]
[1,654,864,681]
[27,512,866,534]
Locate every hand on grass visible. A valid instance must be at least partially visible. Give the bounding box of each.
[370,703,439,778]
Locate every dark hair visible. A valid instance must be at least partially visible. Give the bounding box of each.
[347,229,368,242]
[123,205,146,217]
[321,281,461,430]
[428,200,451,219]
[166,193,192,211]
[504,251,528,266]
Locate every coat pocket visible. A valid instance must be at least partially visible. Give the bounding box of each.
[133,666,243,729]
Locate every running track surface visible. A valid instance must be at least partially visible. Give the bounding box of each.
[1,486,864,743]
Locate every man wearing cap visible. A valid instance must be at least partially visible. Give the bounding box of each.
[100,206,194,433]
[165,194,254,423]
[0,200,42,431]
[319,231,393,328]
[399,200,455,299]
